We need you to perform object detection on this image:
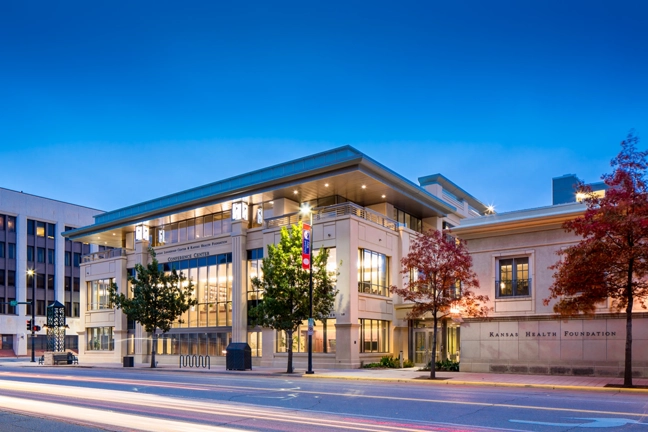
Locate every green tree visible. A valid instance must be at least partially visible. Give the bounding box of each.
[249,222,338,373]
[545,133,648,387]
[109,248,197,368]
[391,229,490,379]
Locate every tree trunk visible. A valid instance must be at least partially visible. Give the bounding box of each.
[623,261,634,387]
[150,332,157,368]
[430,315,438,379]
[286,330,294,374]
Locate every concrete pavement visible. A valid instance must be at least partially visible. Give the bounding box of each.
[1,357,647,393]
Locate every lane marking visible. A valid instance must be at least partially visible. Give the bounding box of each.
[0,371,645,419]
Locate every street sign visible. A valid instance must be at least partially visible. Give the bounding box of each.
[9,300,17,307]
[302,223,312,270]
[307,318,314,336]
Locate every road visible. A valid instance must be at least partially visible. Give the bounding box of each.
[0,368,646,431]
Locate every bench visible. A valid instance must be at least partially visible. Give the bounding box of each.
[38,355,44,365]
[53,354,69,365]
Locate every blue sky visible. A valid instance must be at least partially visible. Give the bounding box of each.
[1,1,646,213]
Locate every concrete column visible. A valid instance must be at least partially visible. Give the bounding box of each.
[15,215,27,356]
[230,220,248,343]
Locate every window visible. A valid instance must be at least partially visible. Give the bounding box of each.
[497,257,530,298]
[72,302,80,317]
[87,279,113,310]
[65,252,71,266]
[36,221,45,237]
[8,271,15,287]
[27,246,34,262]
[246,248,264,323]
[360,319,390,353]
[47,275,54,290]
[73,277,80,292]
[357,249,389,296]
[73,253,81,267]
[8,243,15,259]
[276,319,337,353]
[0,270,4,285]
[37,274,45,289]
[7,216,16,232]
[37,247,45,263]
[36,300,45,316]
[48,249,55,264]
[393,208,422,233]
[65,276,71,291]
[87,327,114,351]
[0,215,4,230]
[248,331,263,357]
[0,243,4,259]
[27,219,35,235]
[47,223,56,239]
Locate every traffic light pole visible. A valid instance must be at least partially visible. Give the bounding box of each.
[31,283,35,362]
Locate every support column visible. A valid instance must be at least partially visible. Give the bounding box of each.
[15,215,28,356]
[230,220,248,343]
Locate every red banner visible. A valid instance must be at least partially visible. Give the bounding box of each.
[302,223,312,270]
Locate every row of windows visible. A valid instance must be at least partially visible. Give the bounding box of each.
[150,210,233,247]
[0,215,16,232]
[27,219,56,239]
[0,243,16,259]
[87,279,112,310]
[276,319,337,353]
[393,208,422,233]
[0,270,16,286]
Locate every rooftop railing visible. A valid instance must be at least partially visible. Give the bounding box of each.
[82,248,127,263]
[266,202,403,232]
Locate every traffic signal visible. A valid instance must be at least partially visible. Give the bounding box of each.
[33,325,41,332]
[26,319,32,331]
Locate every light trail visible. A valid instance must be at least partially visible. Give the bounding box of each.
[0,379,509,432]
[0,371,645,419]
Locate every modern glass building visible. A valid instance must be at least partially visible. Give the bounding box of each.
[64,146,489,368]
[0,188,102,356]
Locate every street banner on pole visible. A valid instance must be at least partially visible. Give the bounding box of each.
[302,223,311,270]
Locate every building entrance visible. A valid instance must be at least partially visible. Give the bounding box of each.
[1,335,14,356]
[412,320,461,365]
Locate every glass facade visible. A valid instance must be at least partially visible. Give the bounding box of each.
[87,327,114,351]
[87,279,113,310]
[151,210,232,246]
[157,253,233,328]
[276,319,337,353]
[154,332,231,356]
[360,319,390,353]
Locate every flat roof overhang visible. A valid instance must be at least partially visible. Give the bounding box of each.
[64,146,457,246]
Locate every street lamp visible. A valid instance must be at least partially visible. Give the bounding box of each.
[27,269,35,362]
[300,204,314,375]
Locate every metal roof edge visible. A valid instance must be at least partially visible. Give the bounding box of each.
[418,173,488,212]
[94,146,363,226]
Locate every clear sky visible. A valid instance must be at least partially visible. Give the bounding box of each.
[1,1,646,214]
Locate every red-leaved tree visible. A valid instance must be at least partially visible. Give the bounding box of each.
[391,229,490,379]
[545,133,648,387]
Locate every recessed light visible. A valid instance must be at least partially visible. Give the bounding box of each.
[325,183,329,187]
[112,233,116,236]
[361,185,366,189]
[293,190,298,194]
[104,242,107,245]
[270,201,274,204]
[382,195,386,198]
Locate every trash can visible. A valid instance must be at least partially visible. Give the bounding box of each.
[123,356,134,367]
[225,343,252,370]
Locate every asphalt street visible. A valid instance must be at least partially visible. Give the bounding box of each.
[0,367,647,431]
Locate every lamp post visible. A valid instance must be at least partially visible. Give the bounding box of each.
[300,204,314,375]
[27,269,35,362]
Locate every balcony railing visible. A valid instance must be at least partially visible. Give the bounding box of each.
[496,278,531,298]
[82,248,127,263]
[266,202,403,232]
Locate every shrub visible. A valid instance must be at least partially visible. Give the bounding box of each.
[362,355,415,368]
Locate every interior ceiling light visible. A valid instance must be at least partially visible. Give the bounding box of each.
[324,183,329,187]
[293,190,298,194]
[382,194,386,198]
[361,185,366,189]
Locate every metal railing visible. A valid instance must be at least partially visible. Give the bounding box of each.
[265,202,403,232]
[82,248,126,263]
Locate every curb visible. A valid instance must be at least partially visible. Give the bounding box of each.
[303,374,648,394]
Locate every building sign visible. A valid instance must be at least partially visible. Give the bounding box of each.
[302,223,311,270]
[488,330,617,339]
[154,239,231,262]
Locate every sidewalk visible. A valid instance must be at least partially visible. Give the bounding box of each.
[2,357,647,393]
